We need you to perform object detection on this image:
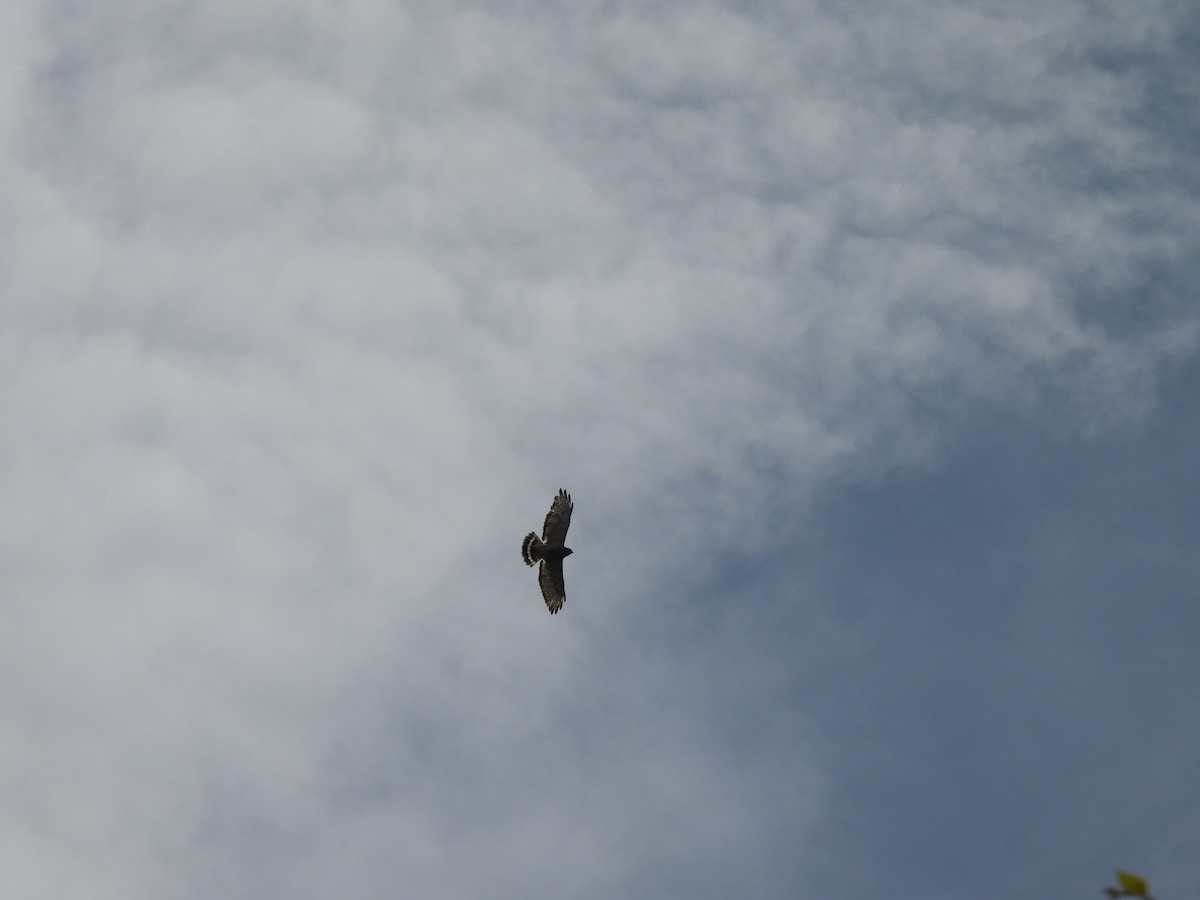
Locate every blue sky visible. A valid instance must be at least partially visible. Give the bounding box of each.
[2,1,1198,897]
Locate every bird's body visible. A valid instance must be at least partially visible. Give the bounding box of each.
[522,489,574,613]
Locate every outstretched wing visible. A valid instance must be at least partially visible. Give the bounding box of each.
[541,489,573,544]
[539,559,566,614]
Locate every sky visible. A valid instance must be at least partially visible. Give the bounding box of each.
[2,1,1198,897]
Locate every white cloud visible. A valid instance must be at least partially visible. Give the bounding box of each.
[2,1,1196,896]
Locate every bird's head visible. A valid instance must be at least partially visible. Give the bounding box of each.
[563,547,574,557]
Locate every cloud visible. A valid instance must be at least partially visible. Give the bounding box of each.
[2,1,1197,897]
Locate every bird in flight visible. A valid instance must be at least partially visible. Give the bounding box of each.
[521,489,574,614]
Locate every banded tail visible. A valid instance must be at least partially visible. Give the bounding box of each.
[522,532,544,566]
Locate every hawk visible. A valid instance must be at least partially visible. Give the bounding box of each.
[521,489,574,614]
